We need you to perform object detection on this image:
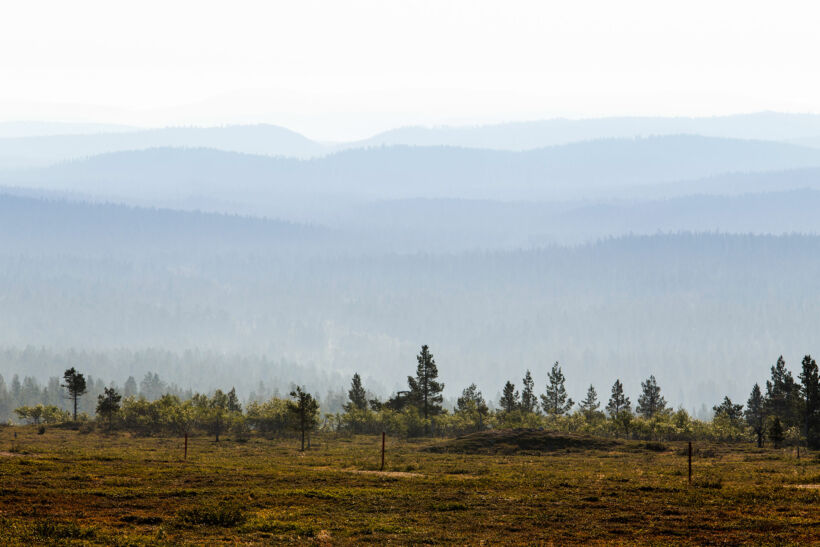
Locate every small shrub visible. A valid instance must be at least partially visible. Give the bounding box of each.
[175,503,246,527]
[37,425,46,435]
[32,521,95,540]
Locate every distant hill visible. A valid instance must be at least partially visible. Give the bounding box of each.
[0,124,328,168]
[0,193,327,255]
[355,112,820,150]
[5,136,820,216]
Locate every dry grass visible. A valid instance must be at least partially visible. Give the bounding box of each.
[0,425,818,545]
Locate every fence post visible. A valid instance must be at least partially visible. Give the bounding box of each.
[381,431,386,471]
[184,432,188,460]
[688,441,692,485]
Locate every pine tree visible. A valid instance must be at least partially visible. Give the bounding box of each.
[288,386,320,451]
[96,387,122,430]
[226,387,242,413]
[769,416,784,448]
[457,384,488,415]
[636,375,667,418]
[540,361,574,416]
[344,373,368,411]
[457,384,489,430]
[123,376,137,398]
[520,370,538,414]
[606,379,631,416]
[407,345,444,426]
[62,367,87,421]
[499,381,520,413]
[579,384,601,419]
[745,383,766,448]
[712,396,744,426]
[765,355,799,427]
[799,354,820,448]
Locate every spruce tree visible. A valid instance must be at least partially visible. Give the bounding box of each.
[745,383,766,448]
[345,373,368,411]
[540,361,573,416]
[606,379,631,416]
[636,375,667,418]
[520,370,538,414]
[407,345,444,423]
[499,381,520,413]
[799,354,820,448]
[713,396,744,427]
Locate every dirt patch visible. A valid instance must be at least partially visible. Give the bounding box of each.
[0,451,25,458]
[787,484,820,489]
[425,428,621,455]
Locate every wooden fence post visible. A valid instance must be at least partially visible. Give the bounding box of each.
[184,432,188,460]
[688,441,692,485]
[381,431,386,471]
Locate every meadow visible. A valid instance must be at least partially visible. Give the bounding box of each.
[0,426,818,545]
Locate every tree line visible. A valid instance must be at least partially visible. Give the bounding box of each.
[7,348,820,449]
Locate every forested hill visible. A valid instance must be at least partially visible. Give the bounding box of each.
[5,136,820,213]
[1,213,819,409]
[0,193,327,255]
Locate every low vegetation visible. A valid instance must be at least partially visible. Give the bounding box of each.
[0,426,818,544]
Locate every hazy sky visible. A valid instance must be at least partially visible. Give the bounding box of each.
[2,0,820,140]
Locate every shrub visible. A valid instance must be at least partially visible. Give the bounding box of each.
[175,503,246,527]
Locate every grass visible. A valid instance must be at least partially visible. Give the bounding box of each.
[0,425,818,544]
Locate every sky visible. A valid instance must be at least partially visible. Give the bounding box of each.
[2,0,820,141]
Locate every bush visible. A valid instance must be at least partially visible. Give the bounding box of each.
[175,503,246,527]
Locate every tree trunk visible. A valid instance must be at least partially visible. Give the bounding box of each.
[73,395,78,422]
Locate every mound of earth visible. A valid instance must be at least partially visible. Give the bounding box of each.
[425,428,620,454]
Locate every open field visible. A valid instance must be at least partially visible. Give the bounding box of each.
[0,426,818,545]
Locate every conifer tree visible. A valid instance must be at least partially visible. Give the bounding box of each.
[407,345,444,425]
[769,416,784,448]
[62,367,87,421]
[799,354,820,448]
[579,384,601,418]
[745,383,766,447]
[345,373,368,411]
[226,387,242,413]
[540,361,573,416]
[96,387,121,430]
[606,379,631,416]
[636,375,667,418]
[499,381,519,413]
[765,355,799,427]
[520,370,538,414]
[288,386,320,451]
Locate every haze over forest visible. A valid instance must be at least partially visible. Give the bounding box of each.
[3,113,820,415]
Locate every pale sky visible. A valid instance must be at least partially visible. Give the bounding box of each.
[2,0,820,141]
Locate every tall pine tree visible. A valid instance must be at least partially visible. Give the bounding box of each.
[540,361,573,416]
[579,384,601,419]
[636,375,667,418]
[344,373,368,411]
[499,381,520,413]
[407,345,444,424]
[606,379,631,416]
[520,370,538,414]
[799,355,820,448]
[745,383,766,448]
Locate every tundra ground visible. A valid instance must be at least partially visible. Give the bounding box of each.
[0,426,818,545]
